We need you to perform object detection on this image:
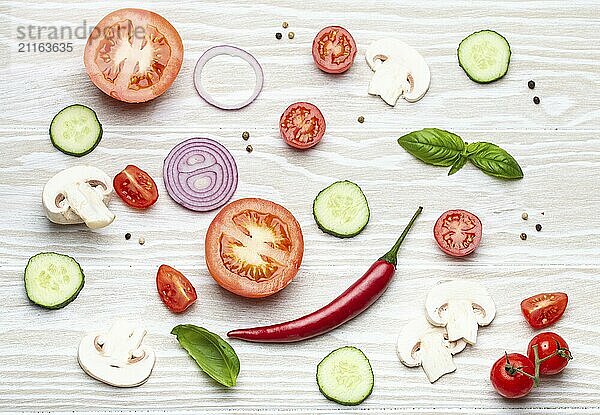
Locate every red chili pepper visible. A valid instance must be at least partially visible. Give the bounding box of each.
[227,206,423,343]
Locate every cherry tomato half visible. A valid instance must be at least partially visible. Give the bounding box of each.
[113,165,159,209]
[490,353,535,399]
[312,26,357,74]
[433,209,482,257]
[84,8,184,103]
[527,332,571,375]
[156,264,197,313]
[279,102,326,149]
[205,198,304,298]
[521,292,568,329]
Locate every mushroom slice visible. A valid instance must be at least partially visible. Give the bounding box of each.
[397,317,466,383]
[78,320,156,387]
[365,38,431,105]
[42,166,115,229]
[425,280,496,345]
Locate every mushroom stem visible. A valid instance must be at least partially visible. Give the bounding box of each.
[446,299,479,345]
[419,332,458,383]
[63,182,115,229]
[380,206,422,266]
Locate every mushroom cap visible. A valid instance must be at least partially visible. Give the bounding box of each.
[42,165,112,225]
[396,316,467,367]
[365,38,431,103]
[425,280,496,327]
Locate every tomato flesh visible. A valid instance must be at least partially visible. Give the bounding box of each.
[312,26,357,74]
[156,264,197,313]
[84,9,183,103]
[527,332,571,375]
[433,209,482,257]
[490,353,535,399]
[113,165,159,209]
[279,102,326,149]
[521,292,568,329]
[205,198,304,298]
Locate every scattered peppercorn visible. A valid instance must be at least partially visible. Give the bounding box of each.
[246,145,253,153]
[358,116,365,123]
[138,237,145,245]
[535,224,542,232]
[520,233,527,241]
[242,131,250,140]
[275,32,282,40]
[125,233,131,240]
[533,96,540,104]
[288,32,295,39]
[528,80,535,89]
[282,22,289,29]
[521,212,528,220]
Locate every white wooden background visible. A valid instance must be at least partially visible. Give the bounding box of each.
[1,0,599,413]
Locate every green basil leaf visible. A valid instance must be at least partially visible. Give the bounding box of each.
[448,155,468,176]
[398,128,465,167]
[467,142,524,179]
[172,324,240,387]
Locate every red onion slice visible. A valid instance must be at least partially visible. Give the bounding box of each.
[193,45,264,110]
[163,138,238,212]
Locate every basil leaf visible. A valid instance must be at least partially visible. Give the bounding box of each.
[467,142,524,180]
[398,128,465,167]
[172,324,240,387]
[448,155,468,176]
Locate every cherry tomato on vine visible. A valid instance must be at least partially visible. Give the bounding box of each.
[490,353,535,399]
[521,292,568,329]
[527,332,571,375]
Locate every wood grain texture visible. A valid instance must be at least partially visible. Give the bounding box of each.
[1,0,599,413]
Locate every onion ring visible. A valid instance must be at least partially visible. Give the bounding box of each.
[163,138,238,212]
[193,45,264,110]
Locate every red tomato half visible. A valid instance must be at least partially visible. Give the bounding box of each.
[434,209,482,257]
[205,198,304,298]
[84,9,184,103]
[490,353,535,399]
[279,102,326,149]
[113,165,159,209]
[527,332,571,375]
[312,26,357,74]
[156,264,197,313]
[521,292,568,329]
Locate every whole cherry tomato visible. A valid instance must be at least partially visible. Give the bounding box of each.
[490,353,535,399]
[527,332,572,375]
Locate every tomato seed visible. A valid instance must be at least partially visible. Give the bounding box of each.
[520,233,527,240]
[288,32,295,39]
[528,80,535,89]
[275,32,282,40]
[535,224,542,231]
[125,232,131,240]
[533,96,540,104]
[242,131,250,140]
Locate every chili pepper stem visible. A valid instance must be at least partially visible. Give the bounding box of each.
[380,206,423,266]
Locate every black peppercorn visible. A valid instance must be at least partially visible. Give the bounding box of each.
[246,145,253,153]
[528,80,535,89]
[535,224,542,232]
[125,233,131,240]
[533,96,540,104]
[520,233,527,241]
[242,131,250,140]
[275,32,282,40]
[357,116,365,123]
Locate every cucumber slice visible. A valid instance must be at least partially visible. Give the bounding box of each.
[458,30,511,83]
[49,104,102,156]
[24,252,84,309]
[316,346,374,406]
[313,181,370,238]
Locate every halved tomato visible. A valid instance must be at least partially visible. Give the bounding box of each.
[434,209,482,257]
[113,165,159,209]
[521,292,568,329]
[312,26,357,74]
[84,9,183,103]
[279,102,326,149]
[205,198,304,298]
[156,264,197,313]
